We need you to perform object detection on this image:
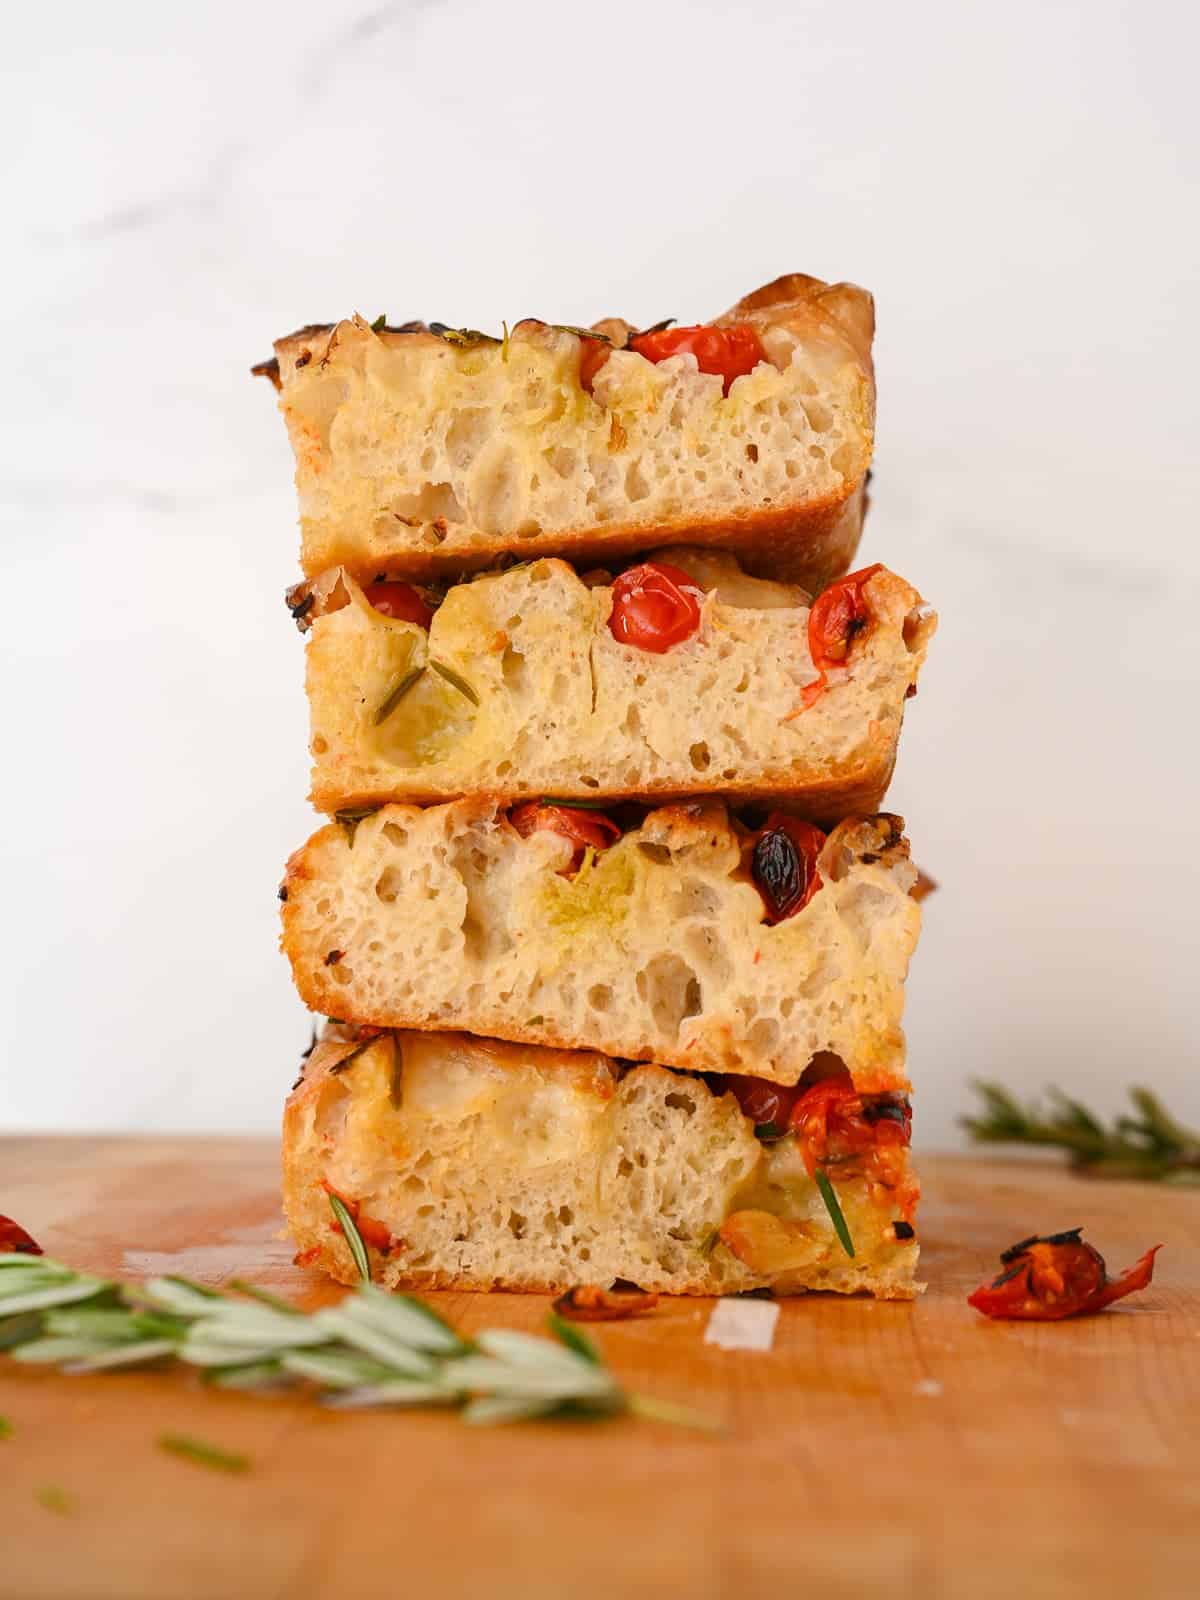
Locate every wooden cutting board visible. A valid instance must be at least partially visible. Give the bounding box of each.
[0,1139,1196,1600]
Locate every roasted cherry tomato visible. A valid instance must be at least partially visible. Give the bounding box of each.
[0,1214,42,1255]
[968,1229,1161,1321]
[509,801,621,876]
[362,581,435,629]
[578,337,612,393]
[800,564,883,709]
[608,561,703,653]
[716,1075,801,1133]
[630,323,766,395]
[751,814,825,923]
[788,1075,911,1168]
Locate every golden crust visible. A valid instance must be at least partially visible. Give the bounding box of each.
[301,479,866,592]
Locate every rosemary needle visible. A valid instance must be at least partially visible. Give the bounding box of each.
[158,1434,251,1474]
[326,1194,371,1285]
[814,1170,856,1258]
[374,666,426,725]
[0,1414,12,1440]
[34,1485,75,1516]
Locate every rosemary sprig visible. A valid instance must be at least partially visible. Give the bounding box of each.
[964,1082,1200,1184]
[814,1170,855,1258]
[159,1434,251,1474]
[0,1255,716,1431]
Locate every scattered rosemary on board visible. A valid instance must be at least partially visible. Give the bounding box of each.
[0,1246,718,1432]
[34,1485,75,1516]
[964,1082,1200,1184]
[158,1433,251,1474]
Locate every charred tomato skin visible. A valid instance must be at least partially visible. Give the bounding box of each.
[968,1231,1162,1320]
[751,814,826,923]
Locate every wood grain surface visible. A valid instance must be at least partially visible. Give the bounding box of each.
[0,1138,1196,1600]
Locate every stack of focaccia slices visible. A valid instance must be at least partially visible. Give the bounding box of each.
[260,271,936,1299]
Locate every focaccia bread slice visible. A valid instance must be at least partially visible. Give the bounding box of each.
[280,800,921,1088]
[284,1029,921,1298]
[254,273,875,588]
[297,550,934,820]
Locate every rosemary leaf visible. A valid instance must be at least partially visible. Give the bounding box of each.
[546,1313,601,1366]
[34,1484,75,1516]
[158,1434,251,1475]
[370,313,387,332]
[327,1194,371,1284]
[64,1339,180,1374]
[0,1415,12,1440]
[461,1393,560,1426]
[627,1393,727,1433]
[203,1360,289,1391]
[429,659,480,706]
[814,1170,855,1258]
[538,796,611,810]
[227,1281,300,1314]
[374,665,426,725]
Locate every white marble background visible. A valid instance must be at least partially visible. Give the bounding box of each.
[3,0,1198,1144]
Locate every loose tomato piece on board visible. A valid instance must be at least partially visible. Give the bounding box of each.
[608,561,704,653]
[630,323,766,395]
[968,1229,1162,1321]
[0,1215,43,1255]
[362,581,435,629]
[799,564,883,709]
[750,815,825,923]
[509,802,621,876]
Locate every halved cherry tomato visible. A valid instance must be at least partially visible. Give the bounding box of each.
[630,323,766,395]
[362,581,435,628]
[509,801,621,876]
[750,814,825,923]
[0,1214,42,1255]
[800,564,883,709]
[968,1229,1161,1321]
[608,561,703,653]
